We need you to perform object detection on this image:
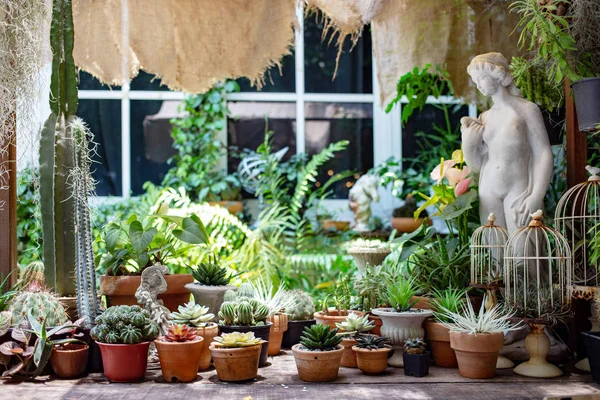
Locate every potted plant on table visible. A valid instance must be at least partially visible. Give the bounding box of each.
[185,256,238,319]
[281,290,316,348]
[371,277,433,367]
[438,296,519,379]
[354,264,399,335]
[345,239,391,275]
[292,324,344,382]
[90,305,160,382]
[424,287,467,368]
[155,324,204,383]
[169,300,217,371]
[352,334,393,375]
[336,313,375,368]
[403,338,430,377]
[314,275,364,329]
[217,283,272,367]
[210,332,265,382]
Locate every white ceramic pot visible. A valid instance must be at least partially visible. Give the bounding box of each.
[371,308,433,367]
[347,247,391,275]
[185,283,238,321]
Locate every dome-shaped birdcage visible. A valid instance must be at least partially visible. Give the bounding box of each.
[470,213,509,288]
[504,210,572,324]
[555,165,600,287]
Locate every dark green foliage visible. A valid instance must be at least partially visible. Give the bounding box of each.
[510,57,563,111]
[191,256,230,286]
[354,334,392,350]
[16,168,42,265]
[299,324,342,351]
[91,305,159,344]
[162,81,242,202]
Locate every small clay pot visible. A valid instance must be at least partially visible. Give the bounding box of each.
[340,337,358,368]
[391,217,429,233]
[449,331,504,379]
[282,320,315,348]
[194,324,219,371]
[368,314,383,336]
[352,346,392,375]
[268,314,288,356]
[155,337,204,382]
[210,344,262,382]
[218,323,272,367]
[314,310,365,330]
[50,343,89,379]
[97,341,151,382]
[292,344,344,382]
[424,319,457,368]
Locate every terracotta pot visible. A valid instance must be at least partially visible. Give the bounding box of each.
[424,319,457,368]
[210,343,261,382]
[340,337,358,368]
[412,296,431,310]
[100,274,193,312]
[292,344,344,382]
[391,217,429,233]
[218,323,272,367]
[449,331,504,379]
[155,337,204,382]
[321,220,350,231]
[96,341,150,382]
[195,324,219,371]
[371,308,433,367]
[347,247,391,275]
[368,314,383,336]
[268,314,288,356]
[314,310,365,330]
[282,320,315,348]
[50,343,89,379]
[352,346,392,375]
[208,201,244,214]
[186,283,238,321]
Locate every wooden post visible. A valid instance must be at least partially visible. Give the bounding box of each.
[0,113,18,289]
[565,80,587,188]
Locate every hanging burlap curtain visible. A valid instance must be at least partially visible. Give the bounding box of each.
[72,0,298,92]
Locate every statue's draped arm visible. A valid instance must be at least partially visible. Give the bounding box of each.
[460,116,486,174]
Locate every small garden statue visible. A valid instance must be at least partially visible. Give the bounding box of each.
[461,52,553,234]
[349,174,379,232]
[135,264,171,336]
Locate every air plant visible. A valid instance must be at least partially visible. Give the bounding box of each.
[251,278,297,317]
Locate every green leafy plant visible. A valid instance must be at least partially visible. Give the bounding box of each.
[170,301,215,328]
[283,290,315,321]
[335,312,375,336]
[213,332,264,348]
[90,305,160,344]
[403,337,426,354]
[16,168,42,266]
[384,277,419,312]
[0,272,21,312]
[439,296,520,335]
[354,334,392,350]
[430,287,468,324]
[354,264,398,312]
[191,256,231,286]
[299,324,342,351]
[162,81,242,202]
[509,56,563,111]
[321,274,354,316]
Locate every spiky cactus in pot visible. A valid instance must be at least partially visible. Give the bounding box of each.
[217,298,269,326]
[9,282,68,327]
[299,324,342,351]
[91,305,159,344]
[284,290,315,321]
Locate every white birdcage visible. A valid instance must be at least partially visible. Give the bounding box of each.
[470,213,509,290]
[504,210,572,378]
[555,165,600,287]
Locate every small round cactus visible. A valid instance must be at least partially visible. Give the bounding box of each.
[217,287,270,327]
[91,305,159,344]
[284,290,316,321]
[236,302,254,325]
[9,283,68,327]
[218,301,236,325]
[223,290,238,302]
[20,261,45,287]
[237,283,255,299]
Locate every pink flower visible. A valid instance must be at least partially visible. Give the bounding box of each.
[445,166,471,187]
[454,177,472,197]
[430,160,456,183]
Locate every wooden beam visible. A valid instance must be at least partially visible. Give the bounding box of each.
[565,80,588,188]
[0,113,17,289]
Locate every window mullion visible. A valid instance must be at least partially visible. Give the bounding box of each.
[294,3,305,155]
[121,0,131,198]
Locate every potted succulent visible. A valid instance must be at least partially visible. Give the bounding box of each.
[185,256,238,319]
[438,296,519,379]
[292,324,344,382]
[352,334,393,375]
[371,277,433,367]
[424,287,467,368]
[97,214,205,311]
[403,338,430,377]
[217,283,272,367]
[314,276,364,329]
[209,332,265,382]
[252,280,297,356]
[169,300,217,371]
[90,305,160,382]
[336,313,375,368]
[281,290,316,348]
[345,239,391,275]
[155,324,204,383]
[392,194,429,233]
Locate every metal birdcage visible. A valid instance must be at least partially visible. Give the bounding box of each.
[504,210,572,378]
[555,165,600,287]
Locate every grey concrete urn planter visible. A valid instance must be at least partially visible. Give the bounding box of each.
[185,283,238,321]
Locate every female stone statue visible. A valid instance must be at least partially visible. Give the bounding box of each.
[461,53,553,233]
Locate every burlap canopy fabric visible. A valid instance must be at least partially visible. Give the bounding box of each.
[72,0,297,92]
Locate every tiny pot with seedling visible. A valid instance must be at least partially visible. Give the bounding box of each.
[155,324,204,382]
[403,338,430,377]
[292,324,344,382]
[210,332,265,382]
[352,335,393,375]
